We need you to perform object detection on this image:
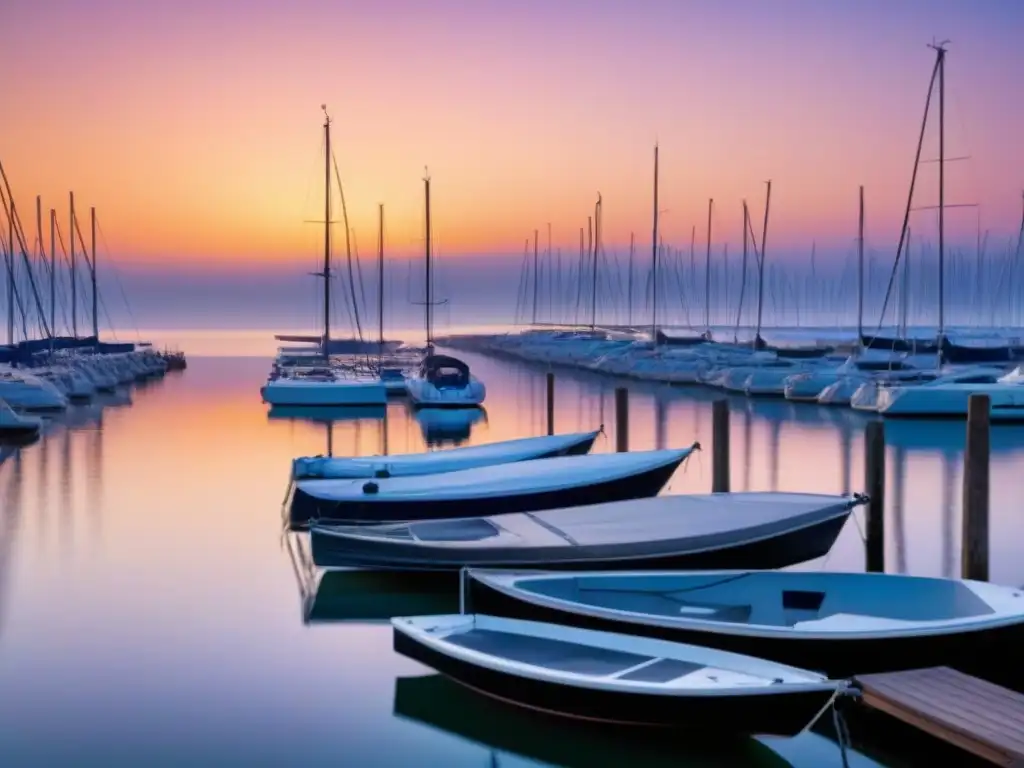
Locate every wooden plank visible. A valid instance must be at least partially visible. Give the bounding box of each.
[863,670,1024,737]
[861,670,1024,744]
[856,667,1024,766]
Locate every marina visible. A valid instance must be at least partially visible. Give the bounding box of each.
[3,350,1024,765]
[4,2,1024,764]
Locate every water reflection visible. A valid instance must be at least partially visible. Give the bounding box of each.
[393,673,796,768]
[285,533,460,623]
[412,405,487,447]
[1,353,1023,766]
[267,404,387,423]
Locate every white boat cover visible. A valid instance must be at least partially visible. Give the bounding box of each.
[293,430,600,479]
[313,492,860,553]
[296,447,695,503]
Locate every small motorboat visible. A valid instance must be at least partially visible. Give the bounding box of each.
[292,430,601,479]
[405,354,486,408]
[310,492,863,571]
[465,570,1024,677]
[393,614,849,735]
[0,397,43,442]
[289,446,695,525]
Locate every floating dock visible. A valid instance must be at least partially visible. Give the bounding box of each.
[855,667,1024,765]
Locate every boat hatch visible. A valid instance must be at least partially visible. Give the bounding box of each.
[411,518,500,542]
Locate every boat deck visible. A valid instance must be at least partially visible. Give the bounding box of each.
[855,667,1024,765]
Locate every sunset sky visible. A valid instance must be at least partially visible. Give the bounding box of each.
[3,0,1023,268]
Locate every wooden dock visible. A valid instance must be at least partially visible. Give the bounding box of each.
[856,667,1024,766]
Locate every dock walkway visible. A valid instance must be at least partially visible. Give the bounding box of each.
[856,667,1024,766]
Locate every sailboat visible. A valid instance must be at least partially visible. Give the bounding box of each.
[405,172,486,408]
[261,107,387,407]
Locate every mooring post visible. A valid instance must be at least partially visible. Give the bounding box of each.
[712,399,730,492]
[545,372,555,436]
[615,387,628,452]
[864,420,885,573]
[962,394,990,582]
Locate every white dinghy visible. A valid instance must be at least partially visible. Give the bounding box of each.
[393,614,848,735]
[289,446,696,525]
[466,569,1024,677]
[292,430,600,480]
[311,491,863,571]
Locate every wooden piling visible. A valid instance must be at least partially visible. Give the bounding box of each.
[545,372,555,436]
[712,399,730,492]
[864,420,885,573]
[962,394,990,582]
[615,387,628,452]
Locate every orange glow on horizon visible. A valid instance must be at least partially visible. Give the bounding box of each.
[2,2,1022,266]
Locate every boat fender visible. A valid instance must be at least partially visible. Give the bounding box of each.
[374,468,391,478]
[362,481,380,494]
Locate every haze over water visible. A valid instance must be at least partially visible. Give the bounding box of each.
[3,347,1024,765]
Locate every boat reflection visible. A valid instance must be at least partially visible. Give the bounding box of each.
[393,673,795,768]
[267,404,387,423]
[286,533,458,623]
[412,405,486,447]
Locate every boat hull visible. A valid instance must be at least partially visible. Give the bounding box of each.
[393,628,835,735]
[310,505,850,570]
[878,386,1024,422]
[289,456,683,526]
[406,376,486,408]
[466,579,1024,679]
[293,431,598,480]
[261,380,388,406]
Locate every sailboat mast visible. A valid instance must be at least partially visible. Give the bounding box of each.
[49,207,55,343]
[546,223,551,322]
[532,229,538,325]
[858,185,865,339]
[586,216,593,329]
[424,172,432,351]
[651,145,659,345]
[377,203,384,353]
[737,201,748,338]
[69,192,76,337]
[936,43,947,344]
[5,198,12,344]
[592,194,601,331]
[90,206,98,339]
[627,232,634,326]
[901,227,911,337]
[322,107,332,350]
[704,198,713,331]
[755,181,772,343]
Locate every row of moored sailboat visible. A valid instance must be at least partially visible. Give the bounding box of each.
[0,348,171,442]
[448,328,1024,420]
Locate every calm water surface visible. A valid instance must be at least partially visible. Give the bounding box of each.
[4,350,1024,766]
